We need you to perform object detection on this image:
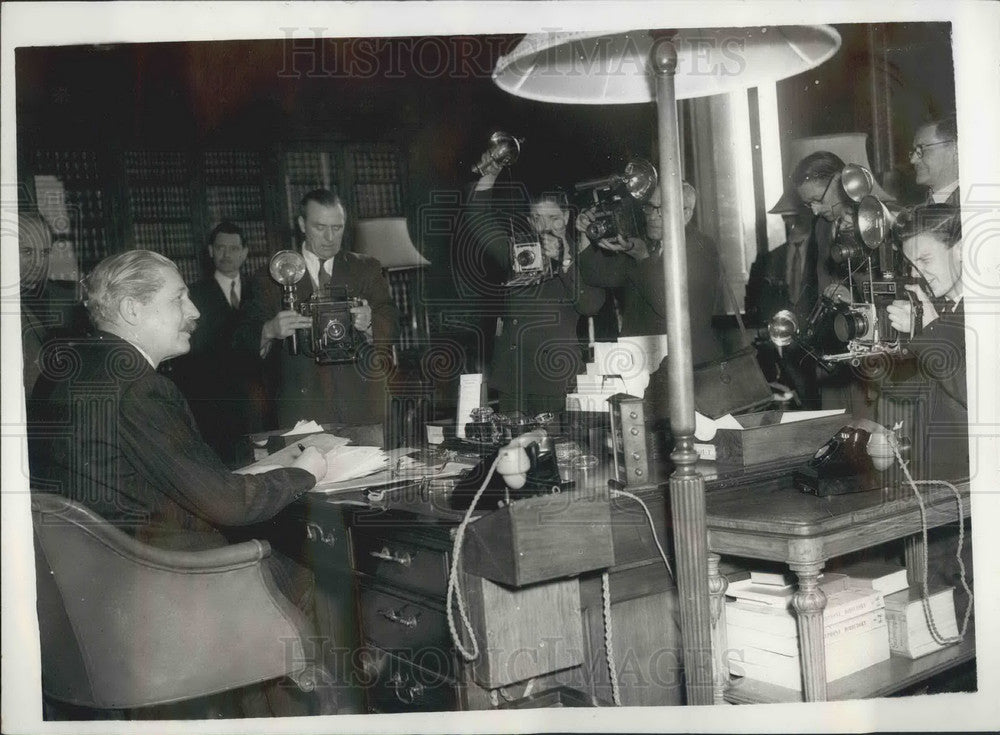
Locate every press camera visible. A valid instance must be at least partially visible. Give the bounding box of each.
[298,286,365,364]
[268,250,365,364]
[575,158,657,243]
[768,165,922,367]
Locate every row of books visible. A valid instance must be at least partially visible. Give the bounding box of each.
[725,562,959,691]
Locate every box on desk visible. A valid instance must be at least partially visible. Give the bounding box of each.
[461,488,615,587]
[691,348,848,467]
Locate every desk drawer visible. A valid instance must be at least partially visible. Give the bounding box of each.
[361,647,459,713]
[360,586,455,679]
[352,531,449,599]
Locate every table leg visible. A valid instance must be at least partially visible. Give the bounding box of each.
[789,562,828,702]
[707,553,729,705]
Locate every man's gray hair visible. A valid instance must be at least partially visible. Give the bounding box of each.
[83,250,177,327]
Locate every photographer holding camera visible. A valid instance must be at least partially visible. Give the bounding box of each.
[235,189,397,444]
[577,181,725,363]
[462,162,605,415]
[882,204,967,476]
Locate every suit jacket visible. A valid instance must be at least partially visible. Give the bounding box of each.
[463,188,606,405]
[578,223,724,364]
[27,332,315,551]
[883,301,968,479]
[170,275,264,464]
[234,250,398,429]
[744,238,820,328]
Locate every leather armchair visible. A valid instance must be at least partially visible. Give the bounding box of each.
[31,492,320,711]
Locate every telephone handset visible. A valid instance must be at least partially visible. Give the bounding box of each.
[794,422,896,496]
[448,429,569,510]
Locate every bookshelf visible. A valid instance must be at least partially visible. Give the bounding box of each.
[203,150,271,279]
[123,150,199,283]
[32,149,109,275]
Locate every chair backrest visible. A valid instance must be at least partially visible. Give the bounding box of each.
[32,492,310,710]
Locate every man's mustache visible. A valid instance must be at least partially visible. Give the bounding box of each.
[181,319,198,334]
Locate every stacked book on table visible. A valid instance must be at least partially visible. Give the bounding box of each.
[726,562,961,690]
[725,566,902,691]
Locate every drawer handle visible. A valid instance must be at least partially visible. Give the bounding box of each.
[378,607,418,628]
[370,546,413,567]
[388,672,425,704]
[305,522,335,547]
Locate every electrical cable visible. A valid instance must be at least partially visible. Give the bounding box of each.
[445,455,501,662]
[888,425,973,643]
[609,489,675,581]
[600,571,621,706]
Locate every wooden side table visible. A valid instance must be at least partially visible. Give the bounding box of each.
[705,479,972,703]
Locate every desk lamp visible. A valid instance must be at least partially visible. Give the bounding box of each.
[493,25,840,704]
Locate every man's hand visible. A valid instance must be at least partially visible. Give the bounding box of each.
[887,284,938,335]
[473,166,501,191]
[539,233,563,261]
[350,299,373,335]
[291,445,327,483]
[262,310,312,341]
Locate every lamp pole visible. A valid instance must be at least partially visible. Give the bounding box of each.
[651,35,714,706]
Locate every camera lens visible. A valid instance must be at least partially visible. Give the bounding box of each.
[833,310,869,342]
[516,249,536,267]
[830,240,866,264]
[324,318,347,342]
[587,218,613,241]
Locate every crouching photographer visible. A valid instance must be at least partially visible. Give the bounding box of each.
[880,203,967,481]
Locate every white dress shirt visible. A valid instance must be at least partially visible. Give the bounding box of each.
[301,247,333,290]
[213,271,241,306]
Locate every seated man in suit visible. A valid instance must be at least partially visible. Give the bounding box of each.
[28,250,336,716]
[171,221,264,466]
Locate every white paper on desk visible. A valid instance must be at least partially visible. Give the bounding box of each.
[322,445,389,483]
[456,373,483,439]
[779,409,846,424]
[282,419,325,436]
[310,455,470,494]
[234,433,352,475]
[694,412,744,441]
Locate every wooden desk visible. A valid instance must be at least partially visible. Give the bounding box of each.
[705,479,973,703]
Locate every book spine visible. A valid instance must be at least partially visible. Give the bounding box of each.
[725,592,884,636]
[727,609,886,657]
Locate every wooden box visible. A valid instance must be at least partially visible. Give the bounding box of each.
[712,411,848,467]
[463,574,583,689]
[461,489,615,587]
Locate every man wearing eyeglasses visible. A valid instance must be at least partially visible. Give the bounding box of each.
[235,189,397,445]
[577,182,724,364]
[911,115,959,205]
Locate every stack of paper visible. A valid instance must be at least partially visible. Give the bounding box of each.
[567,336,669,411]
[884,587,959,659]
[725,574,889,690]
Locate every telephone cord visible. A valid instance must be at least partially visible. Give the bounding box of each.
[601,571,622,706]
[609,489,674,581]
[890,429,973,644]
[445,455,500,662]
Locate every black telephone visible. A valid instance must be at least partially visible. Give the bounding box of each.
[448,430,569,511]
[794,425,882,497]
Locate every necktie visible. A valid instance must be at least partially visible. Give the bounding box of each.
[318,260,332,292]
[229,279,239,309]
[788,241,803,304]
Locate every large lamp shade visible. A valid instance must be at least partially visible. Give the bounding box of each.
[353,217,430,270]
[492,25,841,706]
[493,27,841,103]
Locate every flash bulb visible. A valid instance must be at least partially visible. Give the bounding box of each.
[768,309,799,348]
[269,250,307,287]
